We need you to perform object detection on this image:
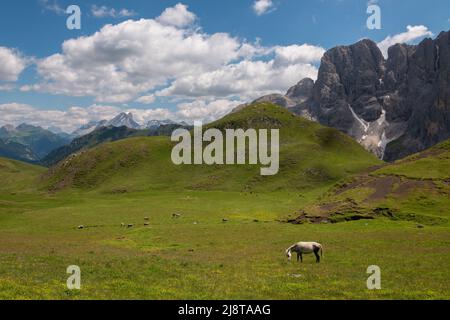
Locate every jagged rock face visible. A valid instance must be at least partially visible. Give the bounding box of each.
[106,112,141,129]
[233,31,449,160]
[385,32,450,160]
[295,31,450,161]
[286,78,314,101]
[304,39,391,158]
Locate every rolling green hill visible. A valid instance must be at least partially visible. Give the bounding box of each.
[41,103,382,193]
[373,139,450,180]
[42,124,193,167]
[295,138,450,225]
[0,157,46,192]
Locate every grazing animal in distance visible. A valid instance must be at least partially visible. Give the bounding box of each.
[286,242,323,263]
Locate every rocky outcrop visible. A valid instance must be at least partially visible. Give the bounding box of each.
[286,78,315,102]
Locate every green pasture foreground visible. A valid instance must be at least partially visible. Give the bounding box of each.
[0,191,448,300]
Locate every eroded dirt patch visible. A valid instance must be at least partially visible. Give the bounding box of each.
[365,176,401,201]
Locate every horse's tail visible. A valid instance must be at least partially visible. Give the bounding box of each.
[320,245,323,258]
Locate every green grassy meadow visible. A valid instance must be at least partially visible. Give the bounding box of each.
[0,190,449,299]
[0,104,449,300]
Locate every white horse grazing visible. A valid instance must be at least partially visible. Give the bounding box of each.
[286,242,323,263]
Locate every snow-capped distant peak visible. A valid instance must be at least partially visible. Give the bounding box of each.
[72,113,143,137]
[145,119,186,129]
[106,112,141,129]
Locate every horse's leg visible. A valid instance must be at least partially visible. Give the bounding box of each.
[314,249,320,263]
[300,253,303,263]
[297,253,299,262]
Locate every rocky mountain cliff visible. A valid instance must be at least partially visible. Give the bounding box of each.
[248,31,450,161]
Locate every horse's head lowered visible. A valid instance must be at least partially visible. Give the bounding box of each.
[286,248,292,261]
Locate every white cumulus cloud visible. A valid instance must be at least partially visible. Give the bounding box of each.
[27,3,324,105]
[0,47,28,82]
[175,99,242,123]
[30,16,248,103]
[156,3,196,28]
[158,58,320,100]
[253,0,275,16]
[377,25,433,58]
[10,3,328,129]
[273,44,326,66]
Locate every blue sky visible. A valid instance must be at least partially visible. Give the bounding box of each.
[0,0,449,132]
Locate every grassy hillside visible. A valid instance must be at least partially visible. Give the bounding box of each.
[373,139,450,180]
[42,124,192,167]
[0,157,46,193]
[41,126,144,167]
[42,103,382,193]
[295,139,450,225]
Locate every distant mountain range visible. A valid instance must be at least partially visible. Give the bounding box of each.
[240,30,450,161]
[71,112,188,137]
[0,124,71,163]
[0,112,189,164]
